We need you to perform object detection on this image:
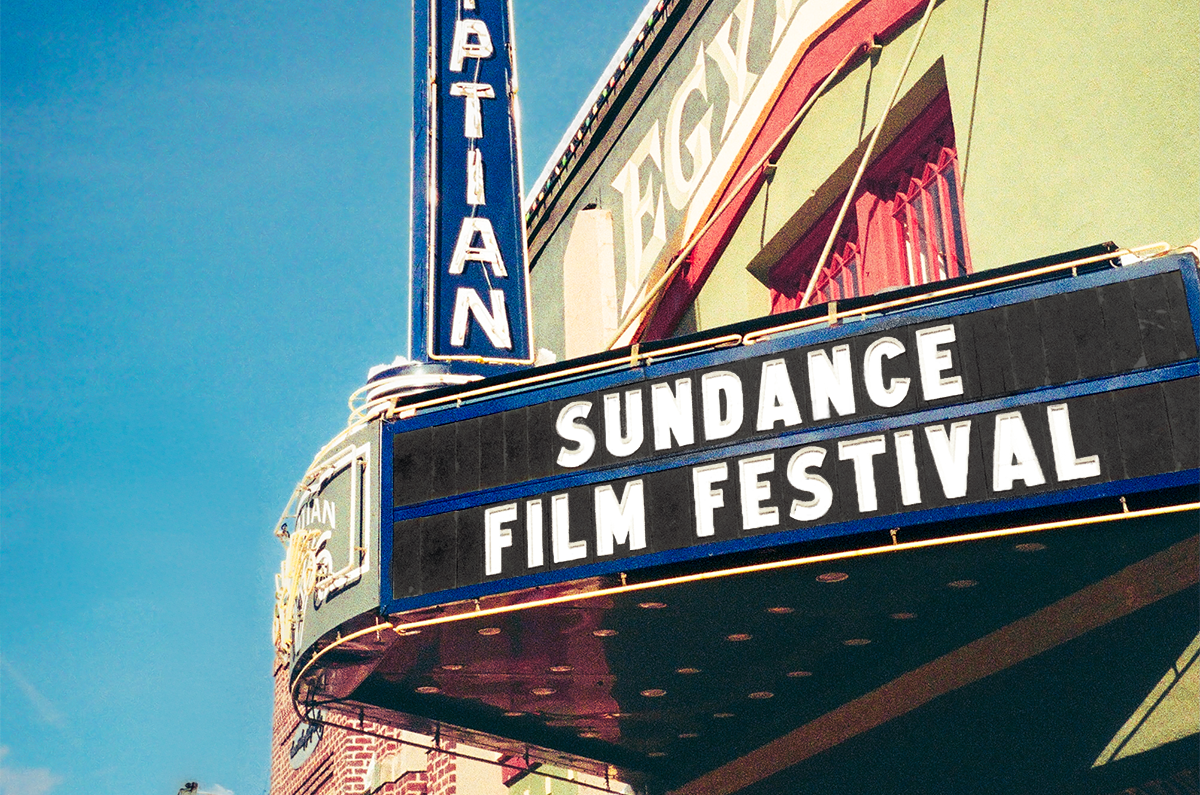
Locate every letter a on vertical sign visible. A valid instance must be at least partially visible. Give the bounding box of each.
[409,0,534,371]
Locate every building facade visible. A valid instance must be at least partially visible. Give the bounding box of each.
[270,0,1198,793]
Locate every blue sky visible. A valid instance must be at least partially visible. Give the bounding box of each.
[0,1,647,793]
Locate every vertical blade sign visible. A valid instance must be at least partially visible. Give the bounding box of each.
[412,0,534,369]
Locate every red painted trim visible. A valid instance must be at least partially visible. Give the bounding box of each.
[639,0,929,341]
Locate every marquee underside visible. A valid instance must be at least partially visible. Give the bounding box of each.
[300,494,1198,794]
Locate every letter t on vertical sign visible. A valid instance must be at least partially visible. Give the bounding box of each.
[408,0,534,374]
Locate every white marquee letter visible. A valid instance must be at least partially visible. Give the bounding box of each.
[484,504,516,575]
[692,463,728,537]
[787,446,832,522]
[651,379,695,450]
[551,493,586,563]
[756,359,803,431]
[595,480,647,556]
[555,401,595,468]
[864,337,910,408]
[738,454,779,530]
[809,345,856,420]
[894,430,921,506]
[603,390,645,457]
[525,499,545,569]
[702,371,744,440]
[916,324,964,401]
[838,435,887,512]
[1047,404,1101,482]
[992,412,1046,491]
[925,421,972,499]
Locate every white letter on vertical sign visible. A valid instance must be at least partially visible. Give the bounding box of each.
[595,480,646,556]
[467,149,485,206]
[449,19,494,72]
[449,82,496,139]
[449,217,507,276]
[484,504,516,575]
[449,288,512,349]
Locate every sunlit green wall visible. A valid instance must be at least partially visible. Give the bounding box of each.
[698,0,1199,330]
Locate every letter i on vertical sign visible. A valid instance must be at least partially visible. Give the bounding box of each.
[408,0,535,374]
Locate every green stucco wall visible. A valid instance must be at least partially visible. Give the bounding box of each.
[700,0,1199,331]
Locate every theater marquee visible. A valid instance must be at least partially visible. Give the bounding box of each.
[382,257,1199,610]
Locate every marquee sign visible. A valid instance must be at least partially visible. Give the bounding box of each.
[409,0,534,368]
[382,257,1199,610]
[275,423,381,668]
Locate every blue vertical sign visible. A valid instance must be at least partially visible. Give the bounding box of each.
[409,0,534,372]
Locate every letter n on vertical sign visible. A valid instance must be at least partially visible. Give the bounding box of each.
[414,0,534,367]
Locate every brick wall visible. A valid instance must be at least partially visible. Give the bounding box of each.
[269,663,507,795]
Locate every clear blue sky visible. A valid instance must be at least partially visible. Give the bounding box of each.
[0,1,647,793]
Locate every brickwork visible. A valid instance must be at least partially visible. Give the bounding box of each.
[269,663,508,795]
